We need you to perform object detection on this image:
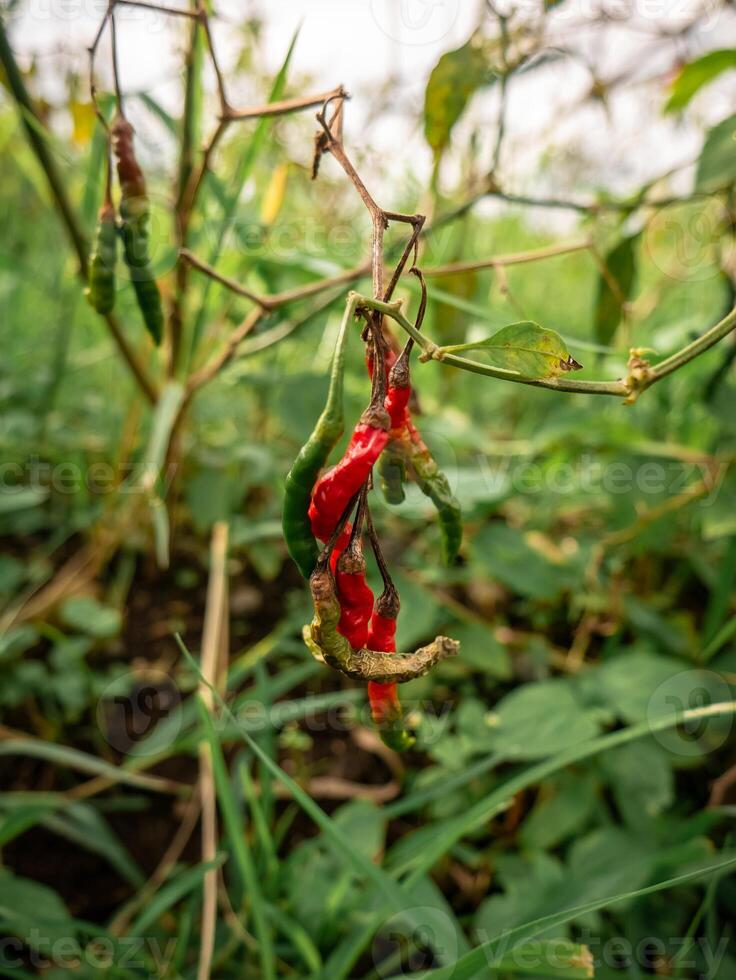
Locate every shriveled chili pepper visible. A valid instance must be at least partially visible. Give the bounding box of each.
[111,112,164,345]
[283,300,352,579]
[305,557,459,682]
[86,199,117,315]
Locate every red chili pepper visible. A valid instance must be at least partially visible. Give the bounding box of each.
[308,408,390,542]
[365,588,413,749]
[335,545,374,649]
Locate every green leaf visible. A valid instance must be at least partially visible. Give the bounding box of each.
[594,234,639,344]
[423,40,489,156]
[59,595,121,639]
[600,738,673,827]
[695,113,736,192]
[0,872,75,948]
[489,680,601,760]
[665,50,736,113]
[519,772,599,851]
[443,321,582,379]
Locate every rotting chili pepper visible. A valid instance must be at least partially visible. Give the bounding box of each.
[304,556,459,683]
[86,199,117,315]
[111,112,164,346]
[283,299,353,579]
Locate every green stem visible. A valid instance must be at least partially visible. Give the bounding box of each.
[646,303,736,383]
[353,293,736,400]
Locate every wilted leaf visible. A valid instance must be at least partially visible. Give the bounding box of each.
[443,320,582,379]
[424,40,490,157]
[665,50,736,113]
[695,113,736,192]
[594,234,639,344]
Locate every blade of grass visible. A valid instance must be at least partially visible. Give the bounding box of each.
[127,856,225,937]
[0,738,182,794]
[197,696,275,980]
[265,903,323,975]
[383,753,506,819]
[237,753,279,885]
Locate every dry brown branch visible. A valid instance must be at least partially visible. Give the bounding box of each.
[197,521,230,980]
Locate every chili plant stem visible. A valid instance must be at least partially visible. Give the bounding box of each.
[354,293,736,400]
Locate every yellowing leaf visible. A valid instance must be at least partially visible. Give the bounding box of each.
[260,162,289,225]
[423,40,489,157]
[70,99,96,146]
[443,321,582,379]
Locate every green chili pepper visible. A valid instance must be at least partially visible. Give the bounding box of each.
[112,113,164,346]
[282,299,352,578]
[85,201,117,315]
[377,437,407,505]
[407,422,462,565]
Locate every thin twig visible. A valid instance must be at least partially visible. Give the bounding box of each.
[109,8,123,112]
[180,248,369,310]
[224,85,347,121]
[422,239,591,277]
[186,309,264,393]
